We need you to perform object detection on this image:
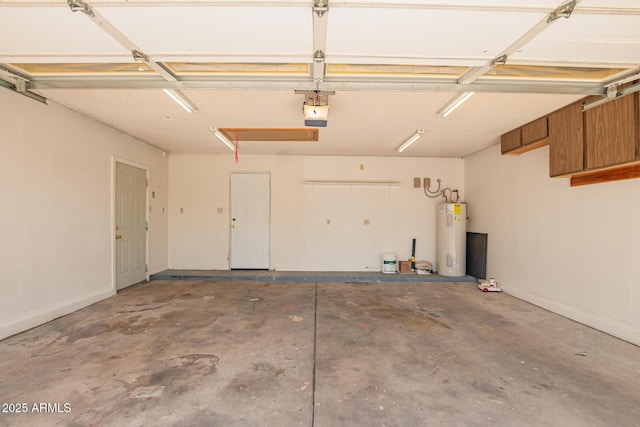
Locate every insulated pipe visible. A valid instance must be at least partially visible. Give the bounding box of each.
[411,238,416,271]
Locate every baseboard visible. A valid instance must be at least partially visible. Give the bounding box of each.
[503,285,640,347]
[0,287,116,341]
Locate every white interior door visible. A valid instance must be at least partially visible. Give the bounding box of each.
[115,162,147,289]
[230,173,270,269]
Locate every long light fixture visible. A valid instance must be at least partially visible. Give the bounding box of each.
[396,129,425,153]
[437,92,475,118]
[210,127,235,151]
[162,89,197,113]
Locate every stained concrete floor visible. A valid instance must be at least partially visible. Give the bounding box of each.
[1,280,640,427]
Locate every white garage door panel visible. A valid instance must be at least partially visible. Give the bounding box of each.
[0,6,129,60]
[326,8,546,61]
[579,0,640,8]
[99,6,312,56]
[511,14,640,64]
[338,1,561,7]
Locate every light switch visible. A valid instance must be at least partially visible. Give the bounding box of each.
[364,219,370,225]
[180,207,184,213]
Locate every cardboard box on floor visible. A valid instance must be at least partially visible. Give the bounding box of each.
[398,261,412,273]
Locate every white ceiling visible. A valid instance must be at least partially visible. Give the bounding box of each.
[1,0,639,157]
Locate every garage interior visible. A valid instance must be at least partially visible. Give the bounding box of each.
[1,0,640,425]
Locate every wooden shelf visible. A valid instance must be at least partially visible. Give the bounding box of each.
[570,162,640,186]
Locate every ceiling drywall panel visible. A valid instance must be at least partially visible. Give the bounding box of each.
[0,6,130,62]
[98,6,313,61]
[511,13,640,64]
[38,88,581,157]
[325,7,546,65]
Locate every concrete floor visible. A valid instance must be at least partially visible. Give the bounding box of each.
[1,280,639,426]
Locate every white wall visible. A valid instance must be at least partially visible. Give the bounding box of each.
[0,89,169,340]
[169,155,464,271]
[465,143,640,345]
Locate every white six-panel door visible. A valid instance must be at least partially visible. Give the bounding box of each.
[115,162,147,289]
[230,173,270,269]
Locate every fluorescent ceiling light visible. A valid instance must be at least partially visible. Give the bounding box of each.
[210,127,235,151]
[437,92,475,118]
[162,89,197,113]
[396,129,425,153]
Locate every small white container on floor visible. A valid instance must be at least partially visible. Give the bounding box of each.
[381,253,397,274]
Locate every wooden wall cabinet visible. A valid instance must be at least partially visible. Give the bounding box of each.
[501,128,522,154]
[584,93,638,170]
[522,117,548,145]
[501,117,549,155]
[505,90,640,185]
[549,101,584,177]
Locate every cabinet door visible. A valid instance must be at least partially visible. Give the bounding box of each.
[522,117,548,145]
[501,128,522,154]
[585,94,637,170]
[549,102,584,177]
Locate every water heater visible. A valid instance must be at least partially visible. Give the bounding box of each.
[437,203,466,277]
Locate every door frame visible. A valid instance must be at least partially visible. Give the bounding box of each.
[111,156,149,291]
[228,171,271,270]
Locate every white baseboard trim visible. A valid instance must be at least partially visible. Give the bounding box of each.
[0,287,116,341]
[503,285,640,347]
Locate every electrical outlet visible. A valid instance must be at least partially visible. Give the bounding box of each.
[360,164,364,170]
[217,207,223,214]
[326,219,331,225]
[180,207,184,213]
[423,177,431,188]
[363,219,370,225]
[413,177,421,188]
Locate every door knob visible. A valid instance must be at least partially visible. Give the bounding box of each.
[115,234,122,239]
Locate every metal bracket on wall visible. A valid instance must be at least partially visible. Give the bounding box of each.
[0,78,47,104]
